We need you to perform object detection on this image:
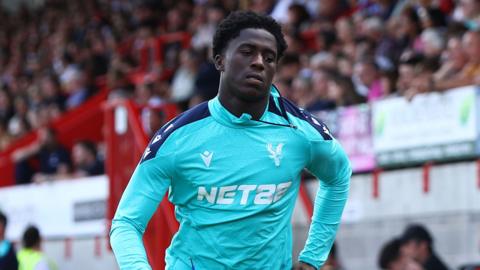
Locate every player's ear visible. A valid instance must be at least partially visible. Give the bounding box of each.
[214,54,224,72]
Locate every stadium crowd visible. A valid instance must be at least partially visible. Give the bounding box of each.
[1,1,479,269]
[1,0,480,176]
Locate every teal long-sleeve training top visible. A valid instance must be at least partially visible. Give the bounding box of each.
[110,86,352,270]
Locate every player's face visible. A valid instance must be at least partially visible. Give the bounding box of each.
[216,28,278,102]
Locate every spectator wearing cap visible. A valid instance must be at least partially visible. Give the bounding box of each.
[400,224,449,270]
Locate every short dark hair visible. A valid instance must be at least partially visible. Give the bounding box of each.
[0,211,6,228]
[401,224,433,248]
[378,238,402,269]
[212,11,287,61]
[22,225,41,248]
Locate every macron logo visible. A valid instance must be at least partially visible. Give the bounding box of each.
[200,151,213,167]
[267,143,284,167]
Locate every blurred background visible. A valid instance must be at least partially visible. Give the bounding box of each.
[0,0,479,269]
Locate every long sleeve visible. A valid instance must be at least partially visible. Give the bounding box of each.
[299,138,352,269]
[110,137,175,270]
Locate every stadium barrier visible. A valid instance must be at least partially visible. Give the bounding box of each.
[312,85,480,172]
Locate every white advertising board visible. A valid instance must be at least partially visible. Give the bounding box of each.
[0,175,108,240]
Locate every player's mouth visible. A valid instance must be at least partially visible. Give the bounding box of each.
[245,73,264,85]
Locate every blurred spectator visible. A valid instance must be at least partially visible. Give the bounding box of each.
[317,0,351,23]
[189,60,220,107]
[0,119,13,151]
[39,75,65,113]
[190,4,226,51]
[404,58,439,99]
[17,225,56,270]
[353,58,385,102]
[434,35,468,83]
[70,140,104,178]
[62,69,90,110]
[400,224,449,270]
[452,0,480,30]
[285,3,311,32]
[0,89,14,122]
[290,73,312,108]
[419,29,445,59]
[335,18,355,58]
[8,96,30,138]
[327,72,366,107]
[434,30,480,90]
[142,104,168,136]
[275,52,301,98]
[248,0,276,15]
[169,49,201,110]
[397,7,423,51]
[0,211,18,270]
[378,238,422,270]
[396,53,423,96]
[12,127,70,184]
[278,52,302,82]
[305,68,336,111]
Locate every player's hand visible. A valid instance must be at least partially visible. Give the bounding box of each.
[293,262,316,270]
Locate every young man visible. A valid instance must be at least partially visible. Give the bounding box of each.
[110,11,351,270]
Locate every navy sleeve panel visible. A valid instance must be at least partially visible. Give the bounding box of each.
[281,98,333,140]
[141,102,211,163]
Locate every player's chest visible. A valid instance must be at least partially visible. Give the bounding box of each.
[174,128,308,186]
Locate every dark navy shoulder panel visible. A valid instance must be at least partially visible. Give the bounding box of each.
[267,95,283,117]
[141,102,210,163]
[281,98,332,140]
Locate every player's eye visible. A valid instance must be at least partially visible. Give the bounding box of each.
[264,55,275,63]
[264,53,275,63]
[240,49,253,55]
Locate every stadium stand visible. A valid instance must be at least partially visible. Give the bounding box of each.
[1,0,480,269]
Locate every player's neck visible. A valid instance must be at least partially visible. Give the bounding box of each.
[218,91,268,120]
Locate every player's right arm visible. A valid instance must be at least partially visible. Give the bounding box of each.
[109,135,175,270]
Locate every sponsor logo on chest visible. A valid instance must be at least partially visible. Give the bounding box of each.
[197,181,292,205]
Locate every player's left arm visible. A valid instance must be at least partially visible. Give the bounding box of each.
[298,129,352,269]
